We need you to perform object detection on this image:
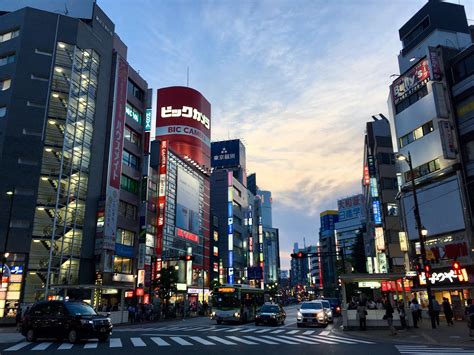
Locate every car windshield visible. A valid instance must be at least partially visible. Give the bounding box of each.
[260,305,280,313]
[301,302,322,310]
[321,301,330,307]
[65,303,97,316]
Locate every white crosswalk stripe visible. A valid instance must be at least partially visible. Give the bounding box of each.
[240,328,257,333]
[396,345,473,354]
[130,337,146,347]
[31,342,53,351]
[286,330,300,334]
[196,327,217,332]
[4,342,30,352]
[212,327,232,332]
[320,330,330,336]
[303,330,315,335]
[189,336,216,345]
[255,329,272,333]
[227,336,258,345]
[57,343,74,350]
[309,336,339,344]
[150,337,170,346]
[309,335,356,345]
[280,335,320,344]
[170,336,193,346]
[264,336,299,345]
[207,336,237,345]
[109,338,122,348]
[323,335,374,344]
[226,327,245,332]
[270,329,286,334]
[83,342,98,349]
[244,336,279,344]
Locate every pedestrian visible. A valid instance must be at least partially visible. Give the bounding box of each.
[384,297,397,335]
[431,297,441,326]
[466,298,474,337]
[410,299,420,328]
[442,297,454,325]
[128,304,136,324]
[357,299,367,330]
[398,301,407,329]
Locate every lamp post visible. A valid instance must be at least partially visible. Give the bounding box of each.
[1,189,15,283]
[396,151,436,329]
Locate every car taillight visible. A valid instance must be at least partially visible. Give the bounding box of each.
[336,306,341,312]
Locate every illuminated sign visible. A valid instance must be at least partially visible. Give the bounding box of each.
[156,140,168,256]
[370,178,378,198]
[399,232,408,252]
[377,252,388,273]
[372,200,382,224]
[419,268,469,285]
[363,166,370,185]
[145,108,152,131]
[137,269,145,287]
[227,171,234,284]
[375,227,385,251]
[217,287,235,293]
[392,58,430,104]
[176,227,199,243]
[161,106,210,129]
[358,281,381,288]
[124,291,134,298]
[136,288,144,297]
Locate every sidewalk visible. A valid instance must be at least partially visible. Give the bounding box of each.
[341,319,474,347]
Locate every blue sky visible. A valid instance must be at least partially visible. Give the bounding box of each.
[98,0,473,270]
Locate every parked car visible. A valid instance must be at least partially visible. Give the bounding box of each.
[323,298,342,317]
[296,300,328,328]
[21,301,113,343]
[255,303,286,326]
[320,299,333,323]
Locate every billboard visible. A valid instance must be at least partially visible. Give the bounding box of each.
[391,58,430,105]
[176,166,200,238]
[211,140,241,168]
[156,86,211,169]
[337,194,363,222]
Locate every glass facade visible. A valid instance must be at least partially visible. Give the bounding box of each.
[25,42,100,302]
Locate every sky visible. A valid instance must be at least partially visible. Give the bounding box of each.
[98,0,474,270]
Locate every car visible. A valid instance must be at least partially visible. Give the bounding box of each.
[324,298,342,317]
[255,303,286,326]
[21,301,113,343]
[296,300,328,328]
[320,299,333,323]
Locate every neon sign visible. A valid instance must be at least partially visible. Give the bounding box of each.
[419,268,469,285]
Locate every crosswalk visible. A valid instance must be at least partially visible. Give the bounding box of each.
[3,334,374,351]
[395,344,474,354]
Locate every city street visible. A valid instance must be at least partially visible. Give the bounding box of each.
[1,305,473,354]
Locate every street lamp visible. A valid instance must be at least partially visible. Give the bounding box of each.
[396,151,436,329]
[1,189,15,284]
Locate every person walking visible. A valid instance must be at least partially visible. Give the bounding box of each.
[432,297,441,326]
[128,304,136,324]
[410,299,420,328]
[357,299,367,330]
[442,297,454,325]
[398,301,407,329]
[384,298,397,335]
[466,298,474,337]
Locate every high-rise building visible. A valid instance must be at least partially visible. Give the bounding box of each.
[318,210,338,296]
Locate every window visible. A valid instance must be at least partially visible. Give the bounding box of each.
[116,228,135,246]
[376,136,392,148]
[125,102,142,124]
[124,126,140,146]
[122,150,139,169]
[213,246,218,257]
[128,79,144,102]
[0,29,19,43]
[404,158,441,182]
[381,178,397,190]
[395,85,428,114]
[119,200,137,220]
[0,53,15,66]
[386,203,399,216]
[0,106,6,117]
[453,52,474,83]
[148,180,157,191]
[399,121,434,148]
[113,256,132,274]
[0,79,11,91]
[377,152,395,165]
[120,175,139,194]
[402,16,430,48]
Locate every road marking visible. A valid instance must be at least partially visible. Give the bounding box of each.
[239,328,256,333]
[244,336,278,344]
[303,330,315,335]
[164,327,183,331]
[255,329,272,333]
[185,327,207,331]
[189,336,216,345]
[130,337,146,347]
[280,335,319,344]
[395,345,472,354]
[207,336,237,345]
[286,330,299,334]
[308,335,355,344]
[320,330,330,336]
[270,329,285,334]
[31,342,53,351]
[310,336,338,344]
[196,327,217,332]
[212,327,231,332]
[264,336,299,344]
[4,342,30,352]
[227,336,258,345]
[109,338,122,348]
[323,335,375,344]
[57,343,74,350]
[150,337,170,346]
[226,327,245,332]
[84,342,98,349]
[170,336,193,346]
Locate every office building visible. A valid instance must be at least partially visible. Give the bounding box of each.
[318,210,338,296]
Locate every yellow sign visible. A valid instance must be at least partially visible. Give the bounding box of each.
[217,287,235,293]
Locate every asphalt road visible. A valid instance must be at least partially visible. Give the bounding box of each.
[1,305,473,354]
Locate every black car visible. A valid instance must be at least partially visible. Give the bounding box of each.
[255,303,286,326]
[323,298,342,316]
[21,301,113,343]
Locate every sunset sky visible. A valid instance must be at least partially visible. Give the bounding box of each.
[99,0,474,270]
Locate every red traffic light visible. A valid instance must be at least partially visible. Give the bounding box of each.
[453,261,460,270]
[291,252,306,258]
[424,264,430,273]
[297,252,303,258]
[179,255,194,261]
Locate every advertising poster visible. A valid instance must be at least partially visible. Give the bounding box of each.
[176,166,200,237]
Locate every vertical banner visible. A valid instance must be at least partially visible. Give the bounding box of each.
[438,120,456,159]
[156,140,168,256]
[227,171,234,284]
[258,216,264,289]
[102,55,128,272]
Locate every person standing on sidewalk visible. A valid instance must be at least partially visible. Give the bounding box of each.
[398,300,407,329]
[357,299,367,330]
[410,299,420,328]
[442,297,454,325]
[466,298,474,337]
[432,297,441,326]
[384,298,397,335]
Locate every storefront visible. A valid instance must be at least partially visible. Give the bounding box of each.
[0,255,26,324]
[408,264,474,319]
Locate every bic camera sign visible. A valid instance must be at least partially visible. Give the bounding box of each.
[161,106,210,130]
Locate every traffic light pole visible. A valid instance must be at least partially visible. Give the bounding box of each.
[407,152,436,329]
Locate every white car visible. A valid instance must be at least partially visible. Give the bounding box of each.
[297,301,328,328]
[320,299,333,323]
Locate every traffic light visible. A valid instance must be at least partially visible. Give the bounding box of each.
[453,260,461,275]
[424,264,431,279]
[291,252,306,258]
[179,255,194,261]
[414,262,422,274]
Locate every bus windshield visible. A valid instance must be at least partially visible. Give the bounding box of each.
[213,293,240,308]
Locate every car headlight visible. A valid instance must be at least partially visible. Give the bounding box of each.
[256,314,261,318]
[297,311,302,319]
[211,311,216,317]
[80,319,93,325]
[270,314,276,318]
[234,312,240,318]
[317,311,324,318]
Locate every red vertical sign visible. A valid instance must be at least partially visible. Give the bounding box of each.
[156,140,168,256]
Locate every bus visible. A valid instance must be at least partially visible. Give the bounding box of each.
[211,284,265,324]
